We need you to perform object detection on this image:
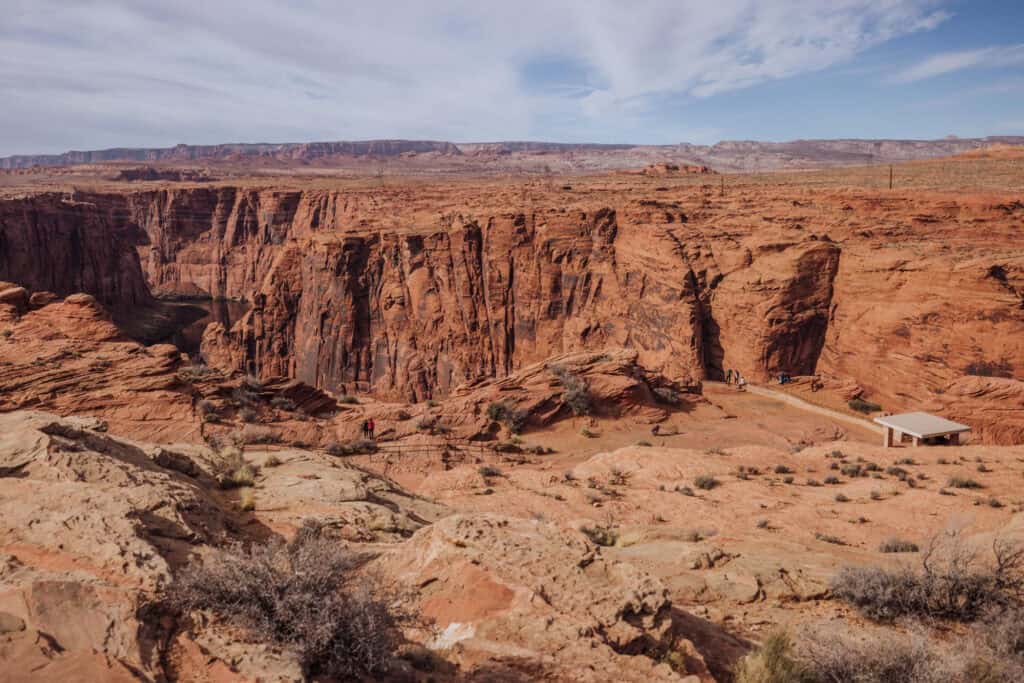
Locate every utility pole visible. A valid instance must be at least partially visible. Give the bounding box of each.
[720,174,725,197]
[889,165,893,190]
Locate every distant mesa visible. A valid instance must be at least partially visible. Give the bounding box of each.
[3,135,1024,172]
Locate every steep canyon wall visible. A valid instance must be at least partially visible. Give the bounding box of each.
[1,183,1021,441]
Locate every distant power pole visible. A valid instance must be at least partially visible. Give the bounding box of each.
[720,174,725,196]
[889,165,893,190]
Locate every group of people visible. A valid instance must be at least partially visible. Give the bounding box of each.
[724,368,747,390]
[360,418,376,439]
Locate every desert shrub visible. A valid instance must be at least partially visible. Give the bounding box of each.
[896,457,916,465]
[705,447,727,456]
[849,398,882,414]
[989,497,1005,508]
[783,476,795,484]
[580,525,618,547]
[240,424,280,444]
[807,479,821,487]
[653,386,682,406]
[550,364,593,416]
[239,407,258,423]
[733,631,812,683]
[676,485,695,496]
[178,364,219,383]
[606,467,631,486]
[834,493,850,502]
[242,374,263,391]
[197,399,218,416]
[271,396,297,411]
[338,395,359,404]
[816,533,847,546]
[165,520,410,679]
[864,462,881,472]
[841,463,863,477]
[756,519,770,529]
[264,454,282,468]
[774,465,793,475]
[694,474,719,490]
[948,476,983,489]
[832,535,1024,622]
[214,448,257,489]
[486,400,528,433]
[239,487,256,511]
[824,475,840,485]
[887,466,909,480]
[232,386,258,407]
[478,465,502,478]
[395,410,412,421]
[880,538,920,553]
[325,440,378,456]
[978,463,992,473]
[636,440,652,447]
[797,623,961,683]
[580,427,597,438]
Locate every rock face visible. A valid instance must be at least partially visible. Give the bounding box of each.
[1,173,1022,441]
[377,514,701,681]
[0,411,227,681]
[0,290,200,443]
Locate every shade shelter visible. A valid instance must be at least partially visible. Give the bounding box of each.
[874,412,970,448]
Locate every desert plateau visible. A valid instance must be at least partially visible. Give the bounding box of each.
[4,2,1024,681]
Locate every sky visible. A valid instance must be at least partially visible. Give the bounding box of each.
[1,0,1023,156]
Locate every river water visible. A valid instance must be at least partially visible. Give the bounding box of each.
[157,299,250,358]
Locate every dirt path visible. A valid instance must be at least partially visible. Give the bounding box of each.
[707,381,883,437]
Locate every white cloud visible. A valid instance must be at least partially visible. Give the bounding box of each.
[0,0,950,154]
[892,44,1024,82]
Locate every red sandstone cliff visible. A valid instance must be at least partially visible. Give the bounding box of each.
[1,180,1021,440]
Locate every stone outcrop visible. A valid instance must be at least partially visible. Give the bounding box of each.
[377,513,704,681]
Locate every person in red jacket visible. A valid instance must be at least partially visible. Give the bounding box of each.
[367,418,375,439]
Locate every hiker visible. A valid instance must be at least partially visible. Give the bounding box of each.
[725,368,733,385]
[737,375,747,391]
[360,419,369,438]
[367,418,375,439]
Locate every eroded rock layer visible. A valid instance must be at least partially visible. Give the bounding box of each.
[2,176,1022,440]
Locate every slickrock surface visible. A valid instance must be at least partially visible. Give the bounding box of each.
[0,290,200,442]
[0,411,227,681]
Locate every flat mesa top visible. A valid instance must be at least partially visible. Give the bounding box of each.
[873,412,971,438]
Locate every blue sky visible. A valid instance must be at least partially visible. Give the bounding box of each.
[1,0,1022,155]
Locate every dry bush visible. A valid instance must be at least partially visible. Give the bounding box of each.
[478,464,502,478]
[694,474,719,490]
[879,538,919,553]
[607,466,631,486]
[550,364,593,416]
[832,533,1024,622]
[733,631,812,683]
[214,448,258,489]
[653,386,682,406]
[325,439,378,456]
[239,407,259,423]
[166,520,411,679]
[270,396,297,411]
[849,398,882,414]
[238,487,256,511]
[580,525,618,547]
[178,364,219,383]
[486,400,528,433]
[797,622,960,683]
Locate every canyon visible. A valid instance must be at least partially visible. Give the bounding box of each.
[1,150,1024,681]
[2,155,1022,441]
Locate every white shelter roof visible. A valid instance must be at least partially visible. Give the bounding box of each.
[873,412,970,439]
